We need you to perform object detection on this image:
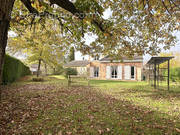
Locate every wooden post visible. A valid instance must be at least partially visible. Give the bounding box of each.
[68,75,71,87]
[168,60,170,91]
[88,78,90,87]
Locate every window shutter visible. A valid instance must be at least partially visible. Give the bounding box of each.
[106,66,111,79]
[124,66,131,80]
[137,68,141,81]
[90,67,94,78]
[118,66,122,79]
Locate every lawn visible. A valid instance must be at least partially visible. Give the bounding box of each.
[0,76,180,135]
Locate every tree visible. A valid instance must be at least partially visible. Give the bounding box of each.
[68,47,75,62]
[8,22,65,77]
[160,52,180,68]
[0,0,179,83]
[159,52,180,81]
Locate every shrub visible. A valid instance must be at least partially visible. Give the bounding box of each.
[32,77,44,82]
[53,65,64,75]
[2,54,31,84]
[163,67,180,82]
[64,68,77,78]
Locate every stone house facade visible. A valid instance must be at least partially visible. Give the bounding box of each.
[64,55,143,81]
[64,60,90,75]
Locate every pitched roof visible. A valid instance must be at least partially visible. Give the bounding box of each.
[100,55,143,62]
[64,60,90,67]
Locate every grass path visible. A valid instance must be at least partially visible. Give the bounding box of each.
[0,76,180,135]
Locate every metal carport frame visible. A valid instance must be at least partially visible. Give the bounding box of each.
[147,56,174,90]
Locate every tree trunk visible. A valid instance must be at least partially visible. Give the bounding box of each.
[44,63,47,76]
[0,0,15,84]
[0,0,15,101]
[0,40,6,84]
[37,50,43,77]
[53,68,56,74]
[37,59,42,78]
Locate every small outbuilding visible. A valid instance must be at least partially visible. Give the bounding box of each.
[64,60,90,75]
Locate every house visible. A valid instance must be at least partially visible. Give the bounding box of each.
[64,55,143,81]
[64,60,90,75]
[30,64,42,75]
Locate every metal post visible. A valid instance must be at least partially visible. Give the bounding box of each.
[157,64,160,88]
[168,60,170,91]
[150,64,152,86]
[154,63,157,89]
[149,64,150,84]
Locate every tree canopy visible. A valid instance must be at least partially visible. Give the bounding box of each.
[8,22,65,73]
[68,47,75,62]
[160,51,180,68]
[10,0,180,57]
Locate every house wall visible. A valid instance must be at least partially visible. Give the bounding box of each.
[71,67,88,75]
[90,62,143,81]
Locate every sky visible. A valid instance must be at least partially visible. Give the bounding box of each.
[75,9,180,64]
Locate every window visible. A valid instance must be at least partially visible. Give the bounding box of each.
[131,66,135,79]
[111,66,118,78]
[94,67,99,77]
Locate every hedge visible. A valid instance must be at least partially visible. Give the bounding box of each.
[2,54,31,84]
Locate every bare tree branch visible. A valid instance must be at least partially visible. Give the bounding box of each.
[20,0,39,14]
[49,0,84,19]
[20,0,110,35]
[161,0,172,16]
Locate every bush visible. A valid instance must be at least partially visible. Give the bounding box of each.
[163,67,180,82]
[32,77,44,82]
[64,68,77,78]
[53,65,64,75]
[171,68,180,82]
[2,54,31,84]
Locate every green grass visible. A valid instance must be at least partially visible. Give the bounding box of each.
[89,80,180,116]
[0,75,180,135]
[50,75,66,80]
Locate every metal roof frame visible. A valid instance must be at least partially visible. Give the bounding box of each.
[146,56,174,91]
[147,56,174,65]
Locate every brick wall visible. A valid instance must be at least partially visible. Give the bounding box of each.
[90,61,143,81]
